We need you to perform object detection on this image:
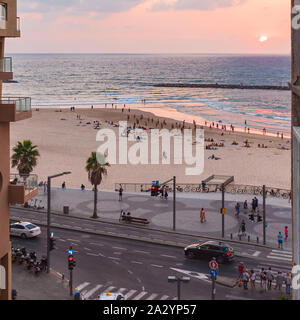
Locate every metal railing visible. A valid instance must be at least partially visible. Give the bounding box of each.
[1,97,31,112]
[0,57,12,72]
[115,182,291,200]
[10,173,38,192]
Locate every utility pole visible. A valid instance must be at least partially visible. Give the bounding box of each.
[173,176,176,231]
[263,185,266,245]
[221,184,225,238]
[291,0,300,300]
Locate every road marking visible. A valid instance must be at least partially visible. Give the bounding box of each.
[84,228,93,231]
[58,239,66,242]
[269,252,293,258]
[252,251,261,257]
[113,252,122,255]
[75,282,90,292]
[108,257,120,261]
[160,254,177,259]
[147,293,159,300]
[266,256,292,261]
[128,270,133,275]
[124,290,137,300]
[131,261,143,265]
[170,268,209,281]
[67,239,80,242]
[86,253,99,257]
[133,291,148,300]
[225,295,254,300]
[112,247,127,251]
[84,247,91,251]
[90,243,104,247]
[271,250,292,254]
[134,250,150,254]
[83,285,103,300]
[151,264,163,268]
[160,295,169,300]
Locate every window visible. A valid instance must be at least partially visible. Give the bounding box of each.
[25,224,36,230]
[0,3,6,21]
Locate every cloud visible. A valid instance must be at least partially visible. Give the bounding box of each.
[149,0,247,11]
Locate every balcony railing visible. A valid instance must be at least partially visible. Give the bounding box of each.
[0,57,12,72]
[10,173,38,192]
[1,97,31,112]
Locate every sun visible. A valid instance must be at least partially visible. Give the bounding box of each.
[259,36,268,43]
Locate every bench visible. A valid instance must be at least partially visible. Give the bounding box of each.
[120,215,149,225]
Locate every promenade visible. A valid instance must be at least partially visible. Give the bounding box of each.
[21,186,292,249]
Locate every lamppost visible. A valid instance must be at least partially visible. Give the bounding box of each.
[168,276,190,300]
[47,171,71,273]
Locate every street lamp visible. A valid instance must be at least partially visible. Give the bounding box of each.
[47,171,71,273]
[168,275,190,300]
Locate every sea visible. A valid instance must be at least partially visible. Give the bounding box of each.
[3,53,291,135]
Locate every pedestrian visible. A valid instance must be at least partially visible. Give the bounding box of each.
[275,271,285,292]
[249,269,256,289]
[242,269,250,290]
[200,208,206,223]
[251,198,256,212]
[235,202,240,216]
[43,181,47,193]
[243,200,248,212]
[164,187,168,200]
[285,272,292,295]
[266,267,274,290]
[119,185,123,201]
[277,231,283,249]
[81,184,85,191]
[241,220,246,236]
[254,197,258,212]
[62,181,66,189]
[237,262,245,287]
[260,268,267,289]
[284,226,288,241]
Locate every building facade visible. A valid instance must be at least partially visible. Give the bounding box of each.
[0,0,37,300]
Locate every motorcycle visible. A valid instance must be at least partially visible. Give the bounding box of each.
[29,251,37,262]
[33,261,41,275]
[24,255,33,270]
[40,257,47,272]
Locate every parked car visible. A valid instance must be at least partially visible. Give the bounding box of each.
[10,221,41,239]
[184,240,234,263]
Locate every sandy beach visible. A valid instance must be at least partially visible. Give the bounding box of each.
[10,105,291,191]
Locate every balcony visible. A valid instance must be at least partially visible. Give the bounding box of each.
[0,97,32,122]
[8,173,38,204]
[0,57,13,81]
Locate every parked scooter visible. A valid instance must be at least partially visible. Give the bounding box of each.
[33,261,41,275]
[24,254,33,270]
[40,256,47,272]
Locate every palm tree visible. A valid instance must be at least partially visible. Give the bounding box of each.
[11,140,40,180]
[85,152,110,219]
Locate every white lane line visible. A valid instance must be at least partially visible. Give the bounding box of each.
[67,239,80,242]
[147,293,159,300]
[84,247,91,251]
[98,253,105,257]
[269,252,293,258]
[113,252,122,255]
[266,256,292,261]
[252,251,261,257]
[86,253,99,257]
[63,225,72,228]
[108,257,120,261]
[118,288,127,294]
[84,285,103,300]
[128,270,133,275]
[58,239,66,242]
[84,228,93,231]
[131,261,143,265]
[160,295,169,300]
[134,250,150,254]
[133,291,148,300]
[124,290,137,300]
[160,254,177,259]
[151,264,163,268]
[75,282,90,292]
[226,295,254,300]
[112,247,127,251]
[90,243,104,247]
[271,250,292,254]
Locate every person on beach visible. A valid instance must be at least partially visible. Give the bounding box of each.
[284,226,288,241]
[277,232,283,249]
[119,185,123,201]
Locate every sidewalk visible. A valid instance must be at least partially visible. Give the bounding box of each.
[12,263,72,300]
[20,186,292,249]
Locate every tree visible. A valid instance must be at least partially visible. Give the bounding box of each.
[85,152,110,219]
[11,140,40,179]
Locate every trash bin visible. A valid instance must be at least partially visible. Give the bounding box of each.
[12,289,17,300]
[74,292,81,300]
[63,206,69,215]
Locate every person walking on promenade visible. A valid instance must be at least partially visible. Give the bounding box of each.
[62,181,66,189]
[275,271,285,292]
[119,185,123,201]
[249,270,256,289]
[235,202,240,217]
[266,267,274,290]
[260,268,267,290]
[237,262,245,286]
[285,272,292,295]
[242,269,250,290]
[284,226,289,241]
[277,232,283,249]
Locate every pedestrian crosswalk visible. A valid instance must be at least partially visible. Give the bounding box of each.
[267,249,292,262]
[75,282,176,300]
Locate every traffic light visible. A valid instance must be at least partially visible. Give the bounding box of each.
[50,233,55,251]
[151,185,156,196]
[68,248,76,270]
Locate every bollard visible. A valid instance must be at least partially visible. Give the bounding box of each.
[230,233,233,240]
[248,235,250,242]
[257,237,259,244]
[62,273,64,280]
[238,234,242,241]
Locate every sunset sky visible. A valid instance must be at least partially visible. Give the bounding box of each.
[7,0,291,54]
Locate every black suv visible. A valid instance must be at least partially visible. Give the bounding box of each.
[184,241,234,263]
